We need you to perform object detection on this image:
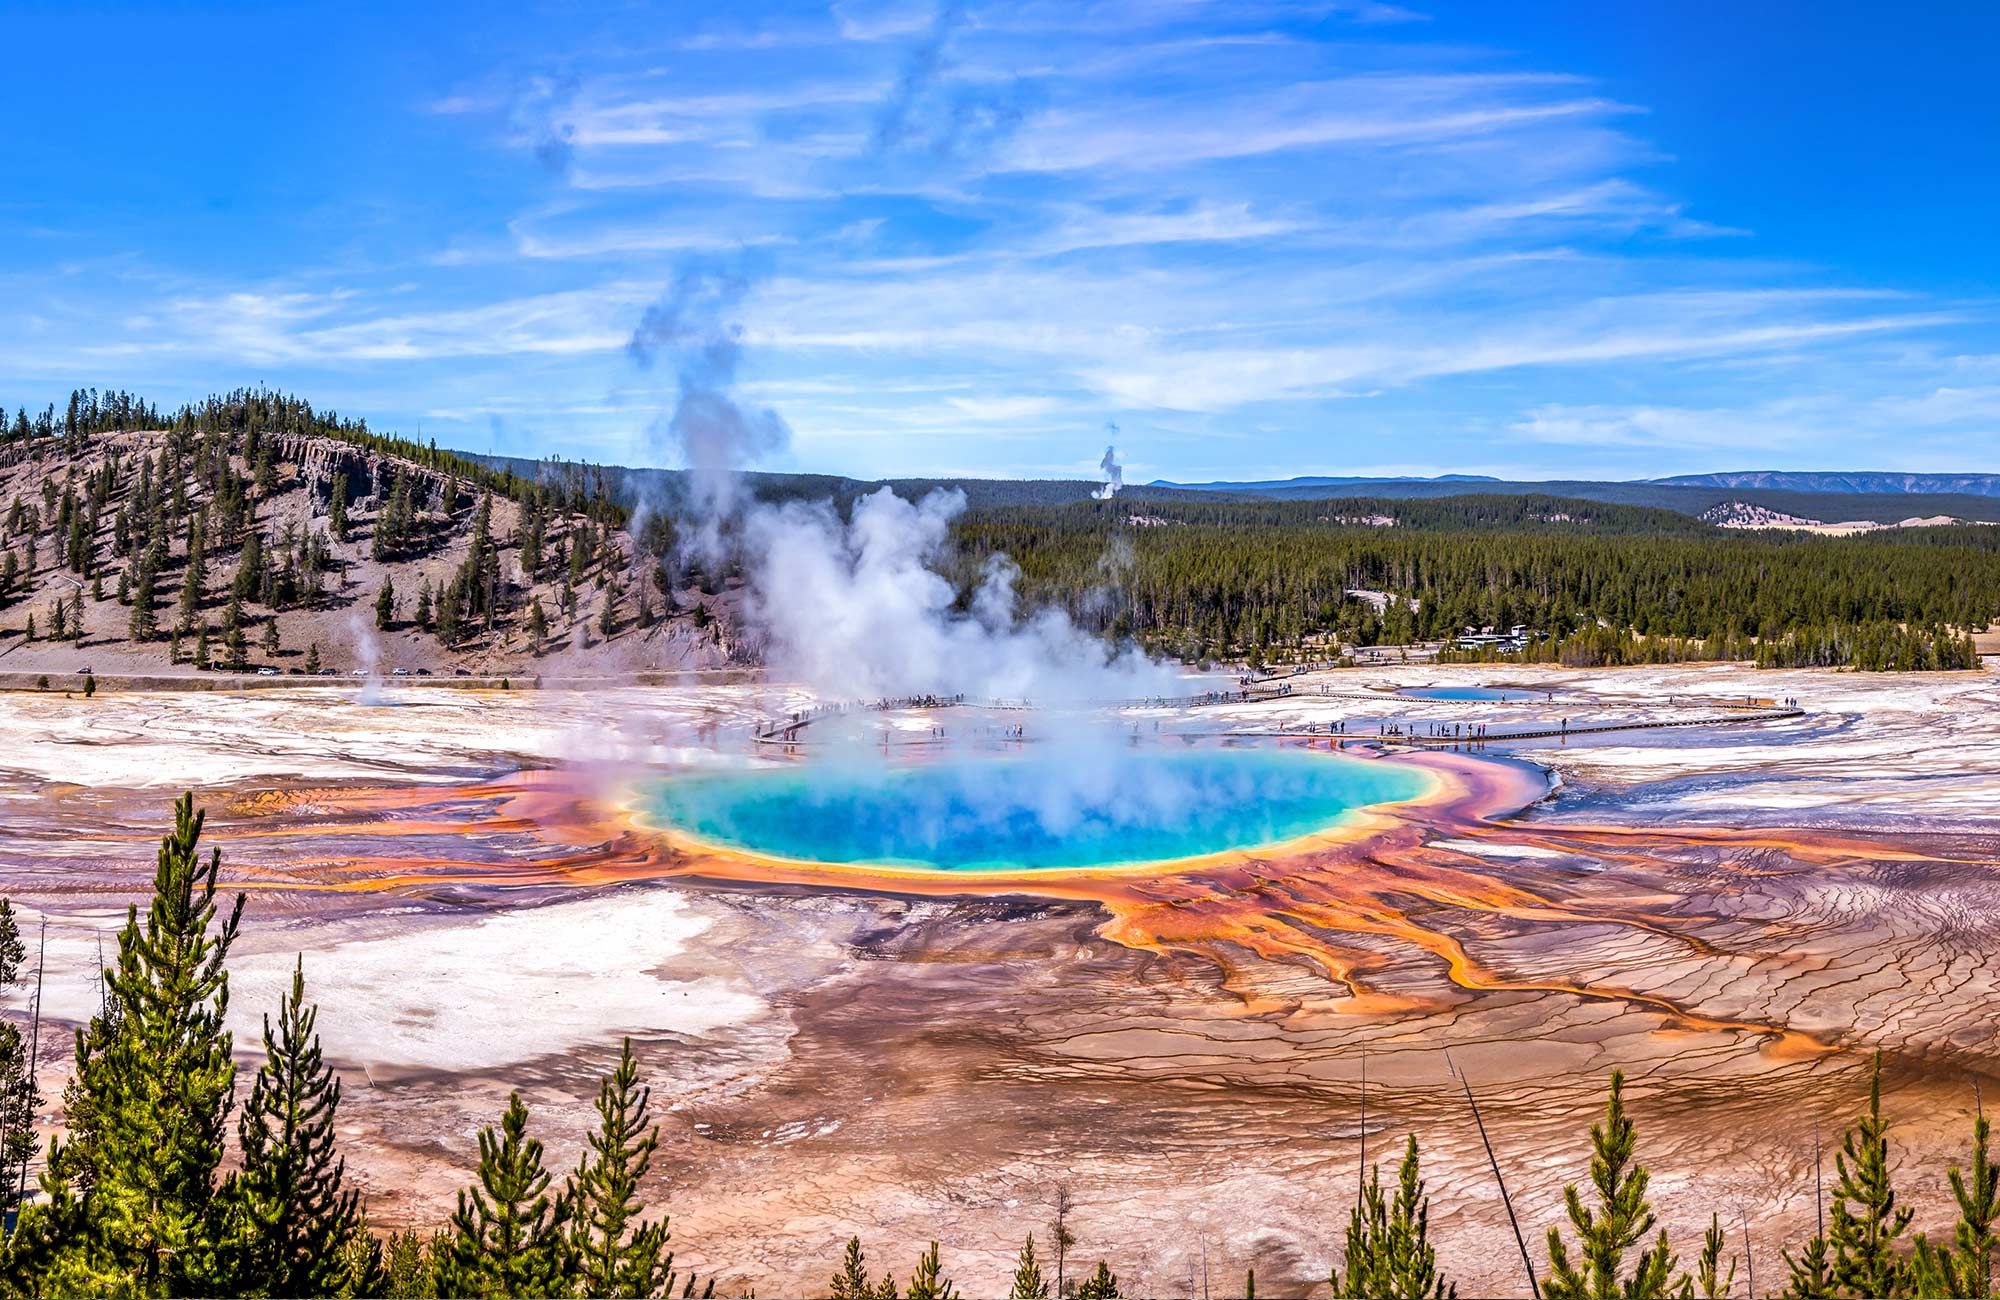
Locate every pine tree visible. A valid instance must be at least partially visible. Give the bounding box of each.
[254,439,277,497]
[1829,1057,1912,1299]
[1543,1071,1679,1300]
[227,624,248,672]
[436,580,463,645]
[195,623,212,670]
[1074,1261,1120,1299]
[43,987,124,1206]
[437,1092,573,1299]
[67,506,89,573]
[0,900,39,1215]
[262,617,280,657]
[377,576,396,630]
[569,1039,697,1299]
[527,598,548,654]
[1912,1105,1997,1299]
[383,1229,442,1298]
[235,530,264,601]
[830,1236,876,1300]
[1049,1185,1075,1297]
[905,1241,957,1300]
[329,473,350,542]
[12,793,245,1295]
[306,642,321,674]
[1692,1213,1737,1299]
[180,519,207,628]
[128,559,158,641]
[207,958,371,1297]
[1009,1234,1050,1300]
[1333,1135,1454,1298]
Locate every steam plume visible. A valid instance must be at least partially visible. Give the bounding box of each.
[346,607,385,706]
[745,487,1171,704]
[628,260,791,559]
[1094,439,1123,500]
[872,0,1035,160]
[511,73,579,175]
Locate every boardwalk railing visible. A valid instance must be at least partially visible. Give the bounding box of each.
[1358,709,1804,747]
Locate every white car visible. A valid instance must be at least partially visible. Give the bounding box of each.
[256,667,280,677]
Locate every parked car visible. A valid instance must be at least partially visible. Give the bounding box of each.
[256,667,279,677]
[454,668,471,677]
[74,665,92,674]
[391,668,411,676]
[350,669,368,677]
[319,669,338,677]
[415,667,433,676]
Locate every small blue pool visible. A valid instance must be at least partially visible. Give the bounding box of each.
[1398,687,1550,702]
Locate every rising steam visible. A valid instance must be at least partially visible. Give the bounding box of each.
[346,606,386,707]
[614,21,1167,716]
[511,73,580,176]
[745,487,1170,704]
[871,0,1035,161]
[1094,440,1124,500]
[628,260,791,560]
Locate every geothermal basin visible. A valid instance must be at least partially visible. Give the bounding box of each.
[643,746,1438,872]
[3,665,1999,1298]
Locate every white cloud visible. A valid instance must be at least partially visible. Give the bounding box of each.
[996,81,1627,174]
[3,0,1991,481]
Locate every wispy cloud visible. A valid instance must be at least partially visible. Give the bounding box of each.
[1,0,1989,480]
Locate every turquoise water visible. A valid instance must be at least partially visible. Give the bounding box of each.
[647,747,1433,871]
[1399,686,1548,702]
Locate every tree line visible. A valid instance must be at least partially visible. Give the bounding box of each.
[952,500,2000,670]
[0,794,1990,1297]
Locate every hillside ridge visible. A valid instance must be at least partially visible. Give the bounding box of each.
[0,411,735,679]
[1654,469,2000,495]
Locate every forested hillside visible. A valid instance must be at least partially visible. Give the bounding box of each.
[954,499,1995,669]
[1153,474,2000,524]
[5,386,1992,678]
[0,388,733,677]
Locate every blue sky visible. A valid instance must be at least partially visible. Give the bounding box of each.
[4,0,1997,483]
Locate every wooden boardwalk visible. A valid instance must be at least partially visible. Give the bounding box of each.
[1228,708,1807,747]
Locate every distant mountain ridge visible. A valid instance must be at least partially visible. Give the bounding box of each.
[1147,473,1500,491]
[466,455,2000,527]
[1154,470,2000,499]
[1130,471,2000,524]
[1651,470,2000,495]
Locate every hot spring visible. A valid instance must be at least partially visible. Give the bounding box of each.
[645,746,1436,872]
[1398,686,1552,702]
